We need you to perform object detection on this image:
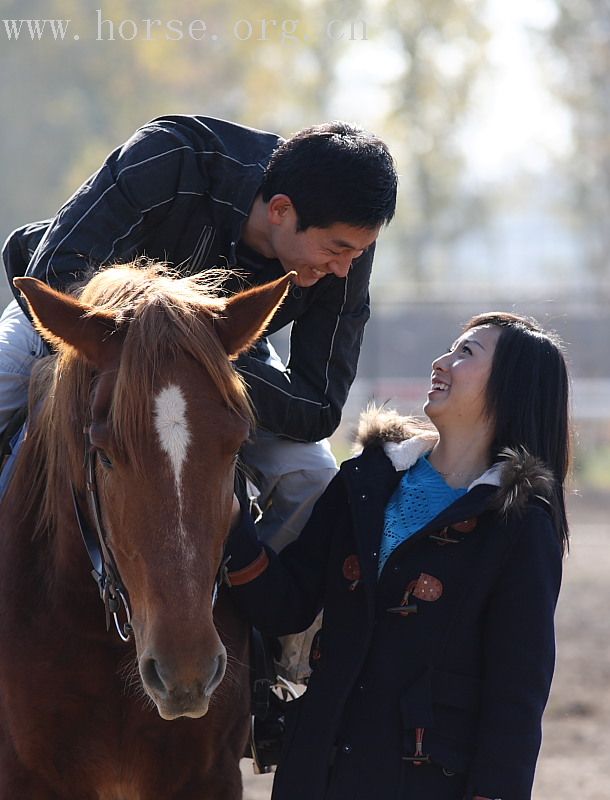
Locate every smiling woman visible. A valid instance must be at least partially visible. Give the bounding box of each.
[424,324,501,478]
[225,310,570,800]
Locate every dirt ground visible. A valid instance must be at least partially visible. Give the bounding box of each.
[240,491,610,799]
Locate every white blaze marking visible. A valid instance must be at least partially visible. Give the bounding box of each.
[154,385,191,547]
[154,385,191,484]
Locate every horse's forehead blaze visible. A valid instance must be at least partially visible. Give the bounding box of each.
[153,383,196,579]
[153,384,191,486]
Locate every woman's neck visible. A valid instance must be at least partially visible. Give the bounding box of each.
[427,430,493,489]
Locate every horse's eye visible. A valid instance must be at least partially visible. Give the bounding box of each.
[97,450,113,470]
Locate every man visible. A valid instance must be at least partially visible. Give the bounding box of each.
[0,115,397,551]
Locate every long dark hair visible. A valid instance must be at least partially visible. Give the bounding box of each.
[463,312,571,553]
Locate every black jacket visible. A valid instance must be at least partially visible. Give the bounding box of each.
[2,115,374,442]
[227,409,563,800]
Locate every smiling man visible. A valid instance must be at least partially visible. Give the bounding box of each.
[1,115,397,553]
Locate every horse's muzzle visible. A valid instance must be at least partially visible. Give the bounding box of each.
[140,646,227,720]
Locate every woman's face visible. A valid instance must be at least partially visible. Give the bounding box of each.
[424,324,501,433]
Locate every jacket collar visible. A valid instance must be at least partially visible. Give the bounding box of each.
[383,435,503,491]
[355,406,555,514]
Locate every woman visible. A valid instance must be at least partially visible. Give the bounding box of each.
[226,312,569,800]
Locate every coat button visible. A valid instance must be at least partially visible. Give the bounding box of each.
[342,744,352,754]
[353,465,359,472]
[393,565,400,572]
[361,493,367,500]
[371,551,377,558]
[358,683,365,692]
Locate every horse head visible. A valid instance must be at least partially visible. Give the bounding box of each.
[14,265,291,720]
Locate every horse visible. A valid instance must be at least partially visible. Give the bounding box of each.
[0,262,292,799]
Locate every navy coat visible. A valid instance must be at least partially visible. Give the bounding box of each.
[227,411,563,800]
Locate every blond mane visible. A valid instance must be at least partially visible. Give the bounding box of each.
[10,261,254,535]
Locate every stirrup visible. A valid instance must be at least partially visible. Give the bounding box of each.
[248,628,299,773]
[250,676,299,774]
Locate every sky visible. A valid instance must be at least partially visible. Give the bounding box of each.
[460,0,571,181]
[330,0,572,183]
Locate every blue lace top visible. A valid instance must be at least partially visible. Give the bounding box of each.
[378,455,466,575]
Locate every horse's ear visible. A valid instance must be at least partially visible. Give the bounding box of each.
[13,277,122,370]
[214,272,294,358]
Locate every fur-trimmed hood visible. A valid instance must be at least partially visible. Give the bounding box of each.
[355,406,555,515]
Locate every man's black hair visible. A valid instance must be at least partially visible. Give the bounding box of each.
[260,122,397,231]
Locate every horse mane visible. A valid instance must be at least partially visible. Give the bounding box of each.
[10,261,254,535]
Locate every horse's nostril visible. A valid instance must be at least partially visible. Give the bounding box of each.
[141,657,167,696]
[141,648,227,709]
[207,650,227,696]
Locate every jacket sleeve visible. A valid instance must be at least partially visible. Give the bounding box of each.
[24,124,203,293]
[235,246,373,442]
[467,505,563,800]
[225,471,348,635]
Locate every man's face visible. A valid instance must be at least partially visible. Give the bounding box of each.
[268,199,380,288]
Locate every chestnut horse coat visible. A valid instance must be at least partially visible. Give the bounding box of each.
[0,266,293,799]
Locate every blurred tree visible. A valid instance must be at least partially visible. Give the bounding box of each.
[1,0,490,296]
[545,0,610,281]
[378,0,489,289]
[0,0,349,245]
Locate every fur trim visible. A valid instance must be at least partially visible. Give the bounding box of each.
[354,407,556,513]
[495,446,555,515]
[355,404,434,451]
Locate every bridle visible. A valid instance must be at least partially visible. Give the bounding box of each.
[71,428,227,644]
[71,429,133,642]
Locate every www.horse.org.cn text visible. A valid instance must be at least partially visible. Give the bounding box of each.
[1,11,369,44]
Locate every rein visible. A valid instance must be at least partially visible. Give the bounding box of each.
[71,429,227,644]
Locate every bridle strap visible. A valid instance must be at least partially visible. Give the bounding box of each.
[72,428,225,644]
[71,433,133,643]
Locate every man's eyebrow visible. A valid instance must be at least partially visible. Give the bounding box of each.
[330,238,359,249]
[330,238,373,250]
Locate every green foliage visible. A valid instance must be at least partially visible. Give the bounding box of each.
[0,0,362,234]
[545,0,610,279]
[573,442,610,491]
[379,0,490,284]
[0,0,490,293]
